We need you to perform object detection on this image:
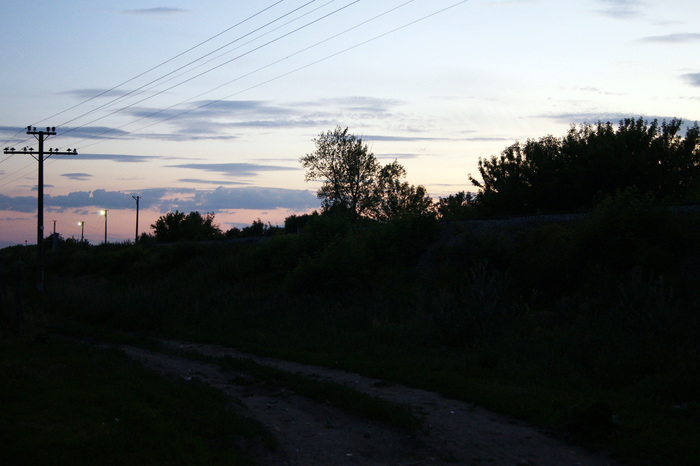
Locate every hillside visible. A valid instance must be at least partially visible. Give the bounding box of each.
[2,193,700,464]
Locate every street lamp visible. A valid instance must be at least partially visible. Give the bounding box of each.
[78,221,84,242]
[100,209,108,244]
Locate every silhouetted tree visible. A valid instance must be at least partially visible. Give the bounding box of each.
[151,211,222,242]
[300,127,380,220]
[437,191,478,220]
[284,211,319,233]
[225,219,282,238]
[301,127,433,221]
[368,161,434,221]
[469,118,700,215]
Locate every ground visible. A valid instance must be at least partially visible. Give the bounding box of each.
[111,338,619,465]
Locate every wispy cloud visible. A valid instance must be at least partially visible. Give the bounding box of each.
[364,134,503,143]
[682,72,700,87]
[166,162,299,178]
[61,173,92,181]
[62,89,133,100]
[163,186,317,212]
[594,0,643,19]
[2,185,318,214]
[18,97,405,147]
[639,33,700,44]
[121,8,188,16]
[178,178,248,186]
[58,126,133,141]
[316,96,402,113]
[375,153,421,160]
[364,135,449,143]
[74,153,160,163]
[122,96,402,141]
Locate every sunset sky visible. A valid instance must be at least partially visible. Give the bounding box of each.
[1,0,699,246]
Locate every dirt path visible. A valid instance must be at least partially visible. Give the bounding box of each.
[116,339,619,465]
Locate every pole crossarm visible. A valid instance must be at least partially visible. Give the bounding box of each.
[4,148,78,157]
[3,125,78,292]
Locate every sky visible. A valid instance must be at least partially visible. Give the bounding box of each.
[1,0,699,247]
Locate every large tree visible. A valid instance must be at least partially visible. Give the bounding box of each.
[300,127,380,219]
[469,118,700,215]
[301,127,434,221]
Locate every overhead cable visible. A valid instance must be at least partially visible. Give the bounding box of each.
[57,0,319,130]
[34,0,288,127]
[72,0,469,151]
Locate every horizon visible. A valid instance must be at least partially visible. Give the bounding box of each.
[2,1,699,247]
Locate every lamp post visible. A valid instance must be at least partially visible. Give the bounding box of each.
[78,221,84,242]
[100,209,108,244]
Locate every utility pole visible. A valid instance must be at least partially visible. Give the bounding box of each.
[132,195,141,243]
[4,126,77,291]
[52,220,57,252]
[100,209,108,244]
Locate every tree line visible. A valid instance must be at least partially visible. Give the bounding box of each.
[148,119,700,242]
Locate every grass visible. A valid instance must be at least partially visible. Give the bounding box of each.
[3,200,700,465]
[0,337,274,465]
[55,328,425,432]
[210,353,423,431]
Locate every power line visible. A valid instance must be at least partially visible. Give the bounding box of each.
[62,0,364,148]
[2,1,321,180]
[1,127,30,149]
[3,3,299,180]
[57,0,319,131]
[34,0,289,127]
[75,0,343,123]
[5,1,470,171]
[72,0,467,150]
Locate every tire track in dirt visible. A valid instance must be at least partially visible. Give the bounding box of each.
[118,339,619,465]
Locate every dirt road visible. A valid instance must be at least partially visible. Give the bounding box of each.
[116,339,618,465]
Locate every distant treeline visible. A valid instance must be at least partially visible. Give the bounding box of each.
[139,118,700,243]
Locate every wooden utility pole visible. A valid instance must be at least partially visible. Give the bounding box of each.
[4,126,77,291]
[132,195,141,243]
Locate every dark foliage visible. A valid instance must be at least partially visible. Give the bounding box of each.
[436,191,479,220]
[151,211,222,242]
[470,118,700,215]
[301,127,433,221]
[226,219,283,238]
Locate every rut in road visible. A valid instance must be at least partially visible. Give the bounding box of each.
[116,338,618,465]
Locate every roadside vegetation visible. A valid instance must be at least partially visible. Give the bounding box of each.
[0,337,272,465]
[2,118,700,465]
